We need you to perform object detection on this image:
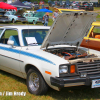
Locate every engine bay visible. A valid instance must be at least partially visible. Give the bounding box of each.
[45,47,96,60]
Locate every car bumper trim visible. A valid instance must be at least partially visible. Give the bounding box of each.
[50,75,100,88]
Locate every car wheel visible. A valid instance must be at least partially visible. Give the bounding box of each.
[12,19,15,23]
[26,68,48,95]
[33,20,35,25]
[22,22,25,24]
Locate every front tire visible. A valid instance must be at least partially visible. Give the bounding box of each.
[26,68,48,95]
[33,20,36,25]
[12,19,15,23]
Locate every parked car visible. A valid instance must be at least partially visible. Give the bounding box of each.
[34,4,40,10]
[48,1,55,7]
[54,8,84,13]
[0,12,100,95]
[33,1,38,4]
[43,5,49,9]
[4,11,27,23]
[81,21,100,51]
[23,12,45,24]
[62,1,66,5]
[72,5,79,9]
[79,3,94,11]
[0,11,11,23]
[57,1,63,7]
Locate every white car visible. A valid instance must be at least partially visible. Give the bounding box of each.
[0,12,100,95]
[4,11,27,23]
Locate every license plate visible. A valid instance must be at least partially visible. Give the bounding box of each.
[92,79,100,88]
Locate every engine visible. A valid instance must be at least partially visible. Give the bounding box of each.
[45,47,96,60]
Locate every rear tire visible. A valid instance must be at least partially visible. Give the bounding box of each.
[26,68,48,95]
[22,22,25,24]
[12,19,15,23]
[33,20,36,25]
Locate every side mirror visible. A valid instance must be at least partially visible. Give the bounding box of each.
[7,40,14,46]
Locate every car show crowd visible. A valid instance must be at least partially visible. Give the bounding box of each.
[0,0,98,25]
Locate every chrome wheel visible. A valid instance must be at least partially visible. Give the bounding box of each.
[27,68,48,95]
[29,72,39,91]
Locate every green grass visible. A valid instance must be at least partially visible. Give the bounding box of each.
[0,70,100,100]
[94,7,100,11]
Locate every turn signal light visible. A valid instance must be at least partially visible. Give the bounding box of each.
[70,65,75,73]
[45,71,51,75]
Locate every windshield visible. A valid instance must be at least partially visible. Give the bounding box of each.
[22,29,49,46]
[12,11,16,15]
[34,12,45,17]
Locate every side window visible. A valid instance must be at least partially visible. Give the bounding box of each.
[25,14,28,17]
[6,12,10,15]
[89,26,100,39]
[0,29,20,46]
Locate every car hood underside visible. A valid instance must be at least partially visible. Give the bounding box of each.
[41,11,97,49]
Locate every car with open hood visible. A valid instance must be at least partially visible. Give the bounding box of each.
[23,11,45,24]
[0,12,100,95]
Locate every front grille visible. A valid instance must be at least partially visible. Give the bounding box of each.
[77,60,100,75]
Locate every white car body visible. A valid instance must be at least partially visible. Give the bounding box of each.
[4,11,27,23]
[0,12,100,95]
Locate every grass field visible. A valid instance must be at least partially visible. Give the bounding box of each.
[1,7,100,100]
[1,70,100,100]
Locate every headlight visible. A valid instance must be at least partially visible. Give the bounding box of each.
[59,65,68,74]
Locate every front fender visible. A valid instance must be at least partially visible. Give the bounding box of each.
[20,58,59,85]
[8,15,18,21]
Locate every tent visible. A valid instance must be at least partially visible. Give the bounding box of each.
[10,0,32,9]
[37,9,53,13]
[0,2,17,11]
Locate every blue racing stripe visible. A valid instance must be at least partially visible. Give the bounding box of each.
[0,46,56,65]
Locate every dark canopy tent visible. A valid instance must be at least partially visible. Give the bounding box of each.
[10,0,32,9]
[0,2,17,11]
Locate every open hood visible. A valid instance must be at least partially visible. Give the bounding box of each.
[41,11,97,49]
[15,9,25,16]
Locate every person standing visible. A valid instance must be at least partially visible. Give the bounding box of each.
[43,12,49,26]
[53,9,59,21]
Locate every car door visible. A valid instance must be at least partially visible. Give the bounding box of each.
[81,26,100,51]
[0,29,23,77]
[24,13,33,23]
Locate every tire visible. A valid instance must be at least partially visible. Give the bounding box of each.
[12,19,15,23]
[22,22,25,24]
[26,68,48,95]
[33,20,36,25]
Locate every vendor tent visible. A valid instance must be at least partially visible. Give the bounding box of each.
[10,0,32,9]
[0,2,17,11]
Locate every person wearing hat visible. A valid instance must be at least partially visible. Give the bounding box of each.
[43,12,49,26]
[53,9,59,21]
